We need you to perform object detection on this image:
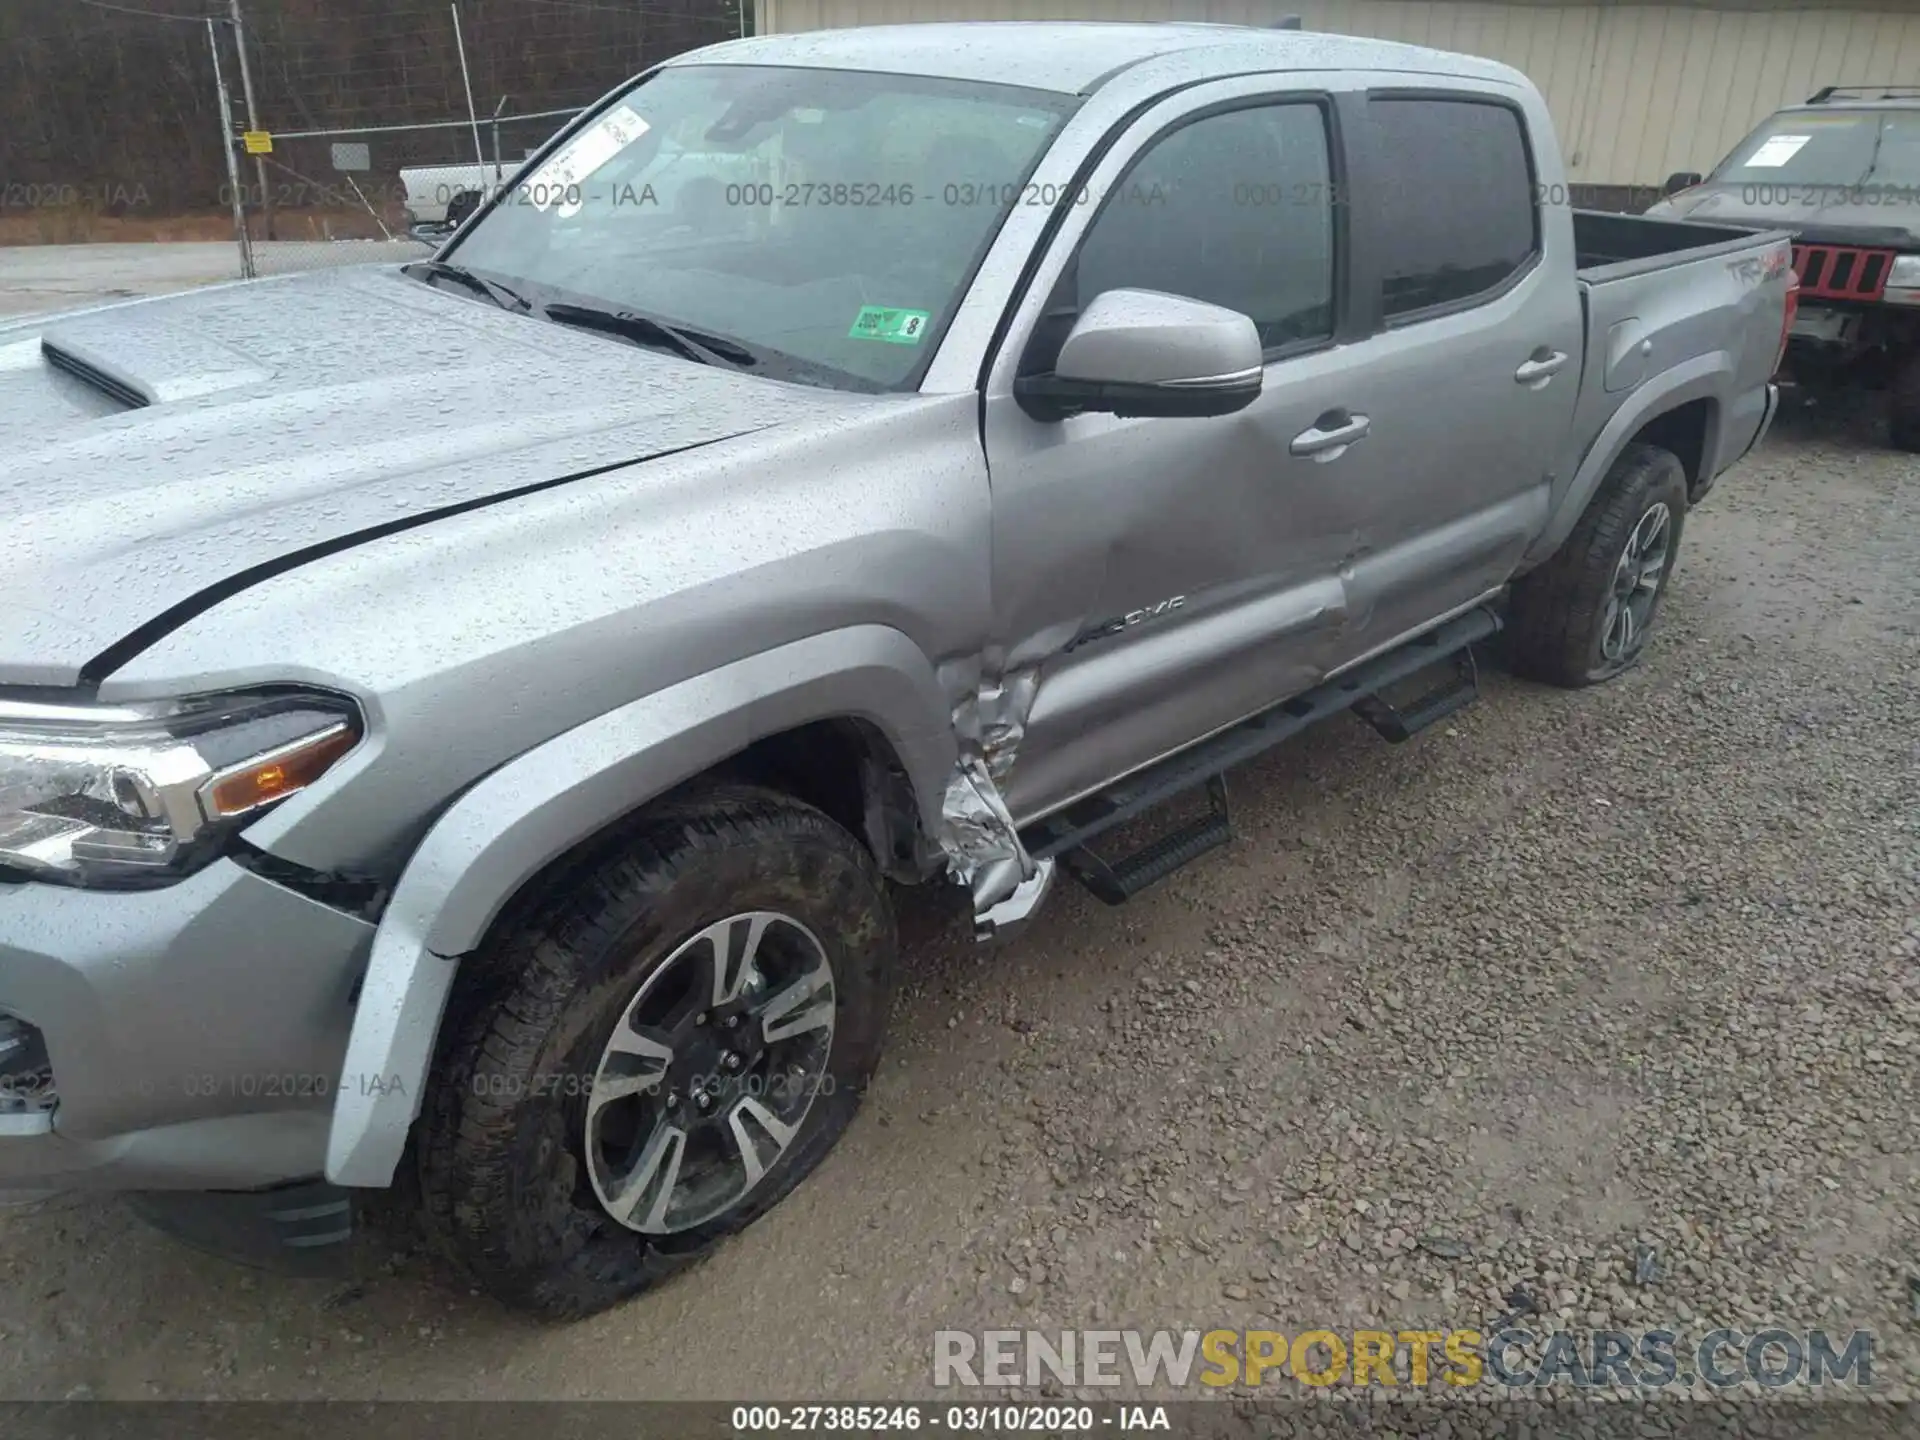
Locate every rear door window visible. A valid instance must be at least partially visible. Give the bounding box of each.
[1366,97,1539,321]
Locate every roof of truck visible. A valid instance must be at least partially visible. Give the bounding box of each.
[667,21,1521,96]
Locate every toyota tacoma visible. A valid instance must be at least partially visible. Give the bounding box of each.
[0,22,1790,1316]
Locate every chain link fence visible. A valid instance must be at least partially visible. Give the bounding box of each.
[0,0,746,282]
[229,0,746,275]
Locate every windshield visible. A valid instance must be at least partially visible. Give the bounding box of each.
[1711,108,1920,190]
[442,64,1077,390]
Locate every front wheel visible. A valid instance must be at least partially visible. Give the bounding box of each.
[416,786,895,1318]
[1507,443,1688,688]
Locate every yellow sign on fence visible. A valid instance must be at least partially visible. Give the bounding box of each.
[241,130,273,155]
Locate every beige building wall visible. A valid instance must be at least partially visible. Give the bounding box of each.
[752,0,1920,187]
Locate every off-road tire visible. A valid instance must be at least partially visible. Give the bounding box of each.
[1888,352,1920,453]
[1507,443,1688,688]
[416,785,895,1318]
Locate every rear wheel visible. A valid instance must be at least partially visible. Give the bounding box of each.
[1507,442,1688,688]
[417,786,895,1318]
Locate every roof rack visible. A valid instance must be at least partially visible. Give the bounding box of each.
[1807,84,1920,103]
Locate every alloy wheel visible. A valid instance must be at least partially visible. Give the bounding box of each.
[1600,501,1672,664]
[584,911,836,1235]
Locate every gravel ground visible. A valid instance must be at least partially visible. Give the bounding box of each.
[0,401,1914,1420]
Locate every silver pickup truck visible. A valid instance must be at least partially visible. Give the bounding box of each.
[0,22,1789,1315]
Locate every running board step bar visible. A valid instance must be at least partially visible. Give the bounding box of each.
[1351,647,1481,743]
[1059,775,1232,905]
[1023,606,1500,903]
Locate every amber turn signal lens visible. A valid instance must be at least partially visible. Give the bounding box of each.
[203,724,358,818]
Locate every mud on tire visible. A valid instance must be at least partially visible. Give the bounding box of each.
[1507,442,1688,688]
[416,785,895,1318]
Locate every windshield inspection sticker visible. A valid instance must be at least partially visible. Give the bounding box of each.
[1746,134,1811,168]
[848,306,931,344]
[531,103,651,215]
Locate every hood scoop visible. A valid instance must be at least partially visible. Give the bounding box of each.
[42,339,149,410]
[37,312,272,407]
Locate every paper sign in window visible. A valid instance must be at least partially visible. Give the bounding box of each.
[1745,134,1811,168]
[530,104,652,216]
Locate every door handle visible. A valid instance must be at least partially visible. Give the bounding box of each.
[1515,350,1570,388]
[1290,411,1371,461]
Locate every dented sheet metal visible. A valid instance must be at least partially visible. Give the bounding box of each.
[948,665,1040,779]
[938,754,1027,882]
[935,673,1053,939]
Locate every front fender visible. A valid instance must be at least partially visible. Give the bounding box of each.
[325,623,953,1187]
[1524,352,1731,568]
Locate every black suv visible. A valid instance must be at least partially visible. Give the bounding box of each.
[1646,85,1920,448]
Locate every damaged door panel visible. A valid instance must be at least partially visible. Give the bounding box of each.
[977,95,1374,827]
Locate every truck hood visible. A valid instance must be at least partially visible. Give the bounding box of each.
[0,266,873,687]
[1653,184,1920,248]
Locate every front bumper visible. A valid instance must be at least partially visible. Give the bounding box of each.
[0,858,373,1190]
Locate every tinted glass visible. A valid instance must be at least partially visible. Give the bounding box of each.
[1369,98,1537,319]
[1049,103,1335,355]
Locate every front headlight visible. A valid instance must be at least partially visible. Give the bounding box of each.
[1886,255,1920,294]
[0,690,361,887]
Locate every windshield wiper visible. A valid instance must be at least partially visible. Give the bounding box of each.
[406,259,532,313]
[540,302,760,369]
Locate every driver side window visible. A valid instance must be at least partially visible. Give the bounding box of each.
[1024,100,1337,374]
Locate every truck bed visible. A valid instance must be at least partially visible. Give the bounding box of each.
[1572,209,1772,278]
[1561,209,1791,500]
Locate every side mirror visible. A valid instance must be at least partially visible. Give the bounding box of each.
[1014,288,1263,421]
[1662,171,1704,197]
